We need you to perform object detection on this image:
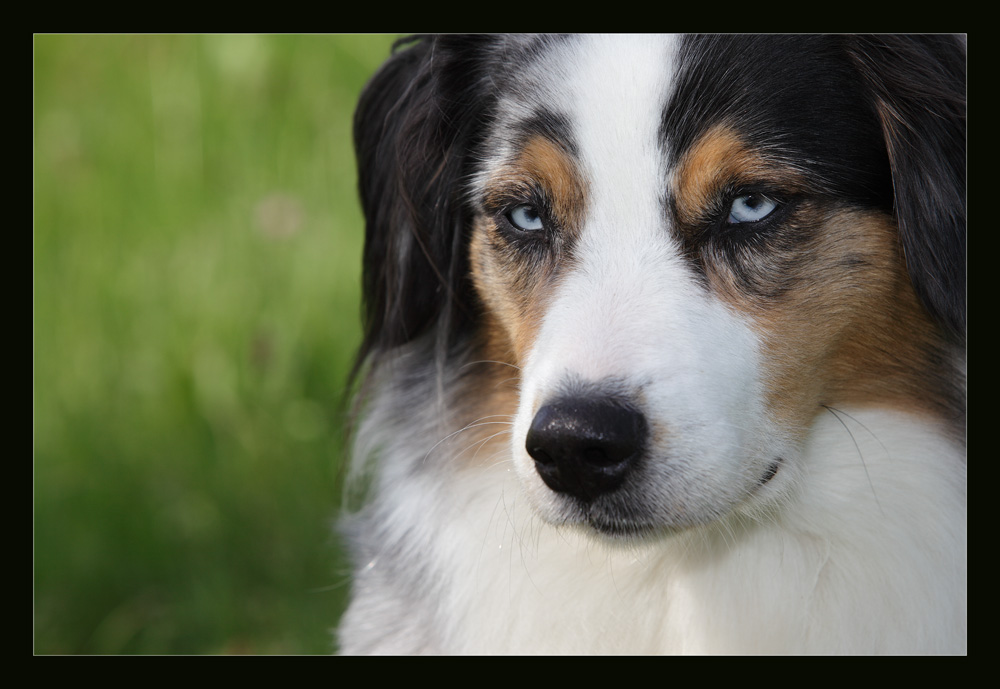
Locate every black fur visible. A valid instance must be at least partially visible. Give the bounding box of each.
[846,35,966,343]
[352,36,492,371]
[663,35,966,341]
[664,35,893,207]
[353,34,967,377]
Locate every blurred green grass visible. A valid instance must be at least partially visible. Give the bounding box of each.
[34,34,396,654]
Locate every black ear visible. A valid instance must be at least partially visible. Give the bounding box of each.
[847,35,966,344]
[353,36,499,365]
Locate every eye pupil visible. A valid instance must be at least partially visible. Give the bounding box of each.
[727,193,778,224]
[508,204,544,232]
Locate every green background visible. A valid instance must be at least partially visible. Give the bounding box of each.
[34,34,397,654]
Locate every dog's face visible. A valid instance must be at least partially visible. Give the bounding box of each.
[355,35,966,540]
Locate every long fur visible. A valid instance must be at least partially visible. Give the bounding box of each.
[338,34,966,655]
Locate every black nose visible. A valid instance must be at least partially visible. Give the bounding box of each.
[526,396,647,502]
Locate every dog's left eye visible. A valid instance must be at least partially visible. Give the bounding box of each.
[727,194,778,224]
[507,204,545,232]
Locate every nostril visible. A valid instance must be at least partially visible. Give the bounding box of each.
[526,395,647,502]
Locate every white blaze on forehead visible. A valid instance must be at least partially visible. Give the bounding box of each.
[526,35,696,382]
[569,34,677,237]
[473,35,678,198]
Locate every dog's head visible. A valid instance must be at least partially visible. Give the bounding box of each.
[354,35,966,538]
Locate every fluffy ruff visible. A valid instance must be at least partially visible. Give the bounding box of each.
[338,34,966,655]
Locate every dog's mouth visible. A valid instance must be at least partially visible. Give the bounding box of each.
[553,456,785,540]
[759,459,781,485]
[585,516,660,539]
[580,504,724,541]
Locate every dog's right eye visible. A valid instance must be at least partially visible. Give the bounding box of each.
[507,204,545,232]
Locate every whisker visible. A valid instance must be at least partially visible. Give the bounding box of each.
[821,405,885,516]
[821,405,890,459]
[420,416,515,464]
[461,359,523,372]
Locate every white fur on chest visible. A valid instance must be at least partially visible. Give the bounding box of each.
[340,408,966,655]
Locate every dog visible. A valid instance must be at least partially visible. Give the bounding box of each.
[337,34,966,654]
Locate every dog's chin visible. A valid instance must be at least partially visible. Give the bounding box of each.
[582,514,680,542]
[533,490,719,544]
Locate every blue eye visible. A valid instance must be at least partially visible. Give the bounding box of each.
[727,194,778,224]
[507,204,544,231]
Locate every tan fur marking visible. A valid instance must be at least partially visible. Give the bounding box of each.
[723,210,961,434]
[469,216,549,363]
[675,125,959,433]
[472,136,587,364]
[443,326,522,471]
[674,124,804,227]
[487,136,587,237]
